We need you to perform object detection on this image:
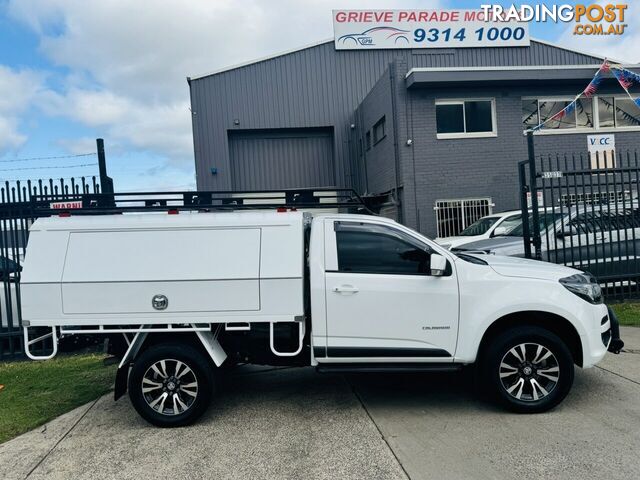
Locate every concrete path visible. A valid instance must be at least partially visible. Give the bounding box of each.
[1,327,639,480]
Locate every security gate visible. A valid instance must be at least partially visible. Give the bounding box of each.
[0,177,102,359]
[519,143,640,300]
[434,198,493,238]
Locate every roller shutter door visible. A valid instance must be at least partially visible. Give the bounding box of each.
[229,128,335,190]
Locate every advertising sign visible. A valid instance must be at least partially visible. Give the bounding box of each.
[333,10,530,50]
[587,134,615,169]
[50,200,82,210]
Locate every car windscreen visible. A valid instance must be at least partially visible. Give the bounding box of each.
[492,215,522,236]
[458,217,499,236]
[505,212,565,236]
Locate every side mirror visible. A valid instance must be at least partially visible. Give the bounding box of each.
[430,254,448,277]
[492,226,508,237]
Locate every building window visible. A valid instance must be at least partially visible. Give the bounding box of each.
[365,131,371,150]
[524,98,593,130]
[560,190,631,207]
[435,99,496,139]
[614,98,640,127]
[434,198,493,238]
[373,116,386,144]
[523,96,640,133]
[522,98,538,129]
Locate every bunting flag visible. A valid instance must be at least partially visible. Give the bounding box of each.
[583,64,608,98]
[529,60,640,131]
[532,60,611,131]
[611,65,640,110]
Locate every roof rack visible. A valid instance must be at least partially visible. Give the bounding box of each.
[30,187,373,216]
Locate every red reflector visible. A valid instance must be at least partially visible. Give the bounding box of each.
[167,209,179,215]
[58,212,71,217]
[276,207,287,212]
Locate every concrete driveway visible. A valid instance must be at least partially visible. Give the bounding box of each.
[1,327,639,480]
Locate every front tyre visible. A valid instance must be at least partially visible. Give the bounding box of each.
[128,343,214,427]
[483,326,574,413]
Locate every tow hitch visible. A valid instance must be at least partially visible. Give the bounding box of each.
[606,306,624,354]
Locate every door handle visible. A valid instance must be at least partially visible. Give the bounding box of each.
[333,285,359,294]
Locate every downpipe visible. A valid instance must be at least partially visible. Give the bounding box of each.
[606,306,624,354]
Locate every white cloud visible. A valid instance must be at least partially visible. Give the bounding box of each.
[557,1,637,63]
[0,66,42,154]
[7,0,432,176]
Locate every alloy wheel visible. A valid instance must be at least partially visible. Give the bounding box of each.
[499,343,560,402]
[141,359,199,416]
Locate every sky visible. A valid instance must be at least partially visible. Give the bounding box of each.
[0,0,634,191]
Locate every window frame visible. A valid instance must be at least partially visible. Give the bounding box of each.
[435,98,497,140]
[333,221,434,276]
[523,95,640,135]
[373,116,386,145]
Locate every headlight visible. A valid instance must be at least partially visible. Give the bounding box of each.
[559,273,603,304]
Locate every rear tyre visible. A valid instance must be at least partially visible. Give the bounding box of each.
[128,343,214,427]
[482,326,574,413]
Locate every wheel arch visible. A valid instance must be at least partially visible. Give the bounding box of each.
[476,311,584,367]
[114,330,226,401]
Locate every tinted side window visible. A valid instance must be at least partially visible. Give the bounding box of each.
[335,223,430,275]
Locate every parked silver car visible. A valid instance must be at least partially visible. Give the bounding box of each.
[452,204,640,279]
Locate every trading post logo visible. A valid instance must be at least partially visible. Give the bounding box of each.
[480,3,628,36]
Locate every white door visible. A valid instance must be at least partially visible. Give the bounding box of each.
[323,219,459,361]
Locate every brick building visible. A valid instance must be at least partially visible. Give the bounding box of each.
[188,38,640,237]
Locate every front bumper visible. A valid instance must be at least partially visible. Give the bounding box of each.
[581,304,624,367]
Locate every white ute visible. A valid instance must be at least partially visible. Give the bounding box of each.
[21,206,621,426]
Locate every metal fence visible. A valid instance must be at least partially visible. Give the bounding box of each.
[0,177,102,360]
[519,141,640,300]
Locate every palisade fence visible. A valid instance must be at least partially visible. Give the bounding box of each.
[519,139,640,301]
[0,177,103,359]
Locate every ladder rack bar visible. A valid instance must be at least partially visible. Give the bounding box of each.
[29,188,373,216]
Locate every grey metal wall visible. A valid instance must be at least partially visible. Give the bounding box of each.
[228,128,335,190]
[189,40,602,192]
[353,66,397,196]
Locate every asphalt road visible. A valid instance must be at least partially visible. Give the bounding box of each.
[1,327,639,480]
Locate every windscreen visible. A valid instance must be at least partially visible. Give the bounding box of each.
[506,212,566,237]
[458,217,499,236]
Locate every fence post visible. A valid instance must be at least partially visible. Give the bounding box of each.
[96,138,114,195]
[526,131,542,260]
[519,161,532,259]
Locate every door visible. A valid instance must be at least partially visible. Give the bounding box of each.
[323,219,459,360]
[228,128,335,190]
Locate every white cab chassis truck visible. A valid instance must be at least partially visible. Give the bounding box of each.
[21,208,622,427]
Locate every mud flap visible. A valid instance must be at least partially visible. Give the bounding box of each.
[195,327,227,366]
[113,331,148,401]
[607,306,624,354]
[114,365,129,401]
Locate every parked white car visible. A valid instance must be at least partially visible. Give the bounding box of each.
[21,209,622,426]
[436,210,522,250]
